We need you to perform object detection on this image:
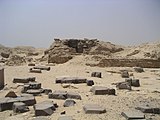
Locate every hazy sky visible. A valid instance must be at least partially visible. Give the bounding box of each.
[0,0,160,48]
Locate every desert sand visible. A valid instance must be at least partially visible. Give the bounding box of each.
[0,39,160,120]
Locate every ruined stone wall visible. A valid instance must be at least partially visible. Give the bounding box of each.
[98,59,160,68]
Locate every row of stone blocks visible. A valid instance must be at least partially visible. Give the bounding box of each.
[115,78,140,90]
[29,66,51,73]
[48,91,81,100]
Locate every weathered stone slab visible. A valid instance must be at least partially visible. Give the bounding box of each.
[34,101,56,116]
[134,67,144,73]
[26,89,43,96]
[121,71,129,78]
[67,92,81,100]
[33,66,50,71]
[55,77,87,84]
[86,80,94,86]
[83,104,106,114]
[0,96,36,111]
[63,99,76,107]
[13,77,36,83]
[121,111,145,120]
[91,72,102,78]
[48,91,67,99]
[25,82,41,89]
[125,78,140,87]
[136,106,160,114]
[132,79,140,87]
[42,88,52,95]
[90,86,115,95]
[116,82,131,90]
[16,96,36,106]
[0,97,18,111]
[12,102,29,113]
[30,68,42,73]
[5,90,17,98]
[58,116,73,120]
[28,63,35,66]
[0,67,4,89]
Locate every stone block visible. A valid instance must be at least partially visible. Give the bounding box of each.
[55,77,87,84]
[34,101,56,116]
[42,89,52,95]
[26,82,41,89]
[134,67,144,73]
[33,66,50,71]
[16,96,36,106]
[83,104,106,114]
[28,63,36,66]
[5,90,17,98]
[86,80,94,86]
[132,79,140,87]
[90,86,115,95]
[26,89,43,96]
[116,82,131,90]
[30,68,42,73]
[136,106,160,114]
[48,91,67,100]
[63,99,76,107]
[125,78,140,87]
[13,77,36,83]
[67,92,81,100]
[121,71,129,78]
[12,102,29,113]
[0,96,36,111]
[0,97,18,111]
[121,111,145,120]
[91,72,102,78]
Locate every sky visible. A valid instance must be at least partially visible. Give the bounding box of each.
[0,0,160,48]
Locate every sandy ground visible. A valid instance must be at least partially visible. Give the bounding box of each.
[0,55,160,120]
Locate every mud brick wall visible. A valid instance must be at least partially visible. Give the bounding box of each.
[98,59,160,68]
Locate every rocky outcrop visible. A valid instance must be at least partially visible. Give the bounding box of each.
[6,55,26,66]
